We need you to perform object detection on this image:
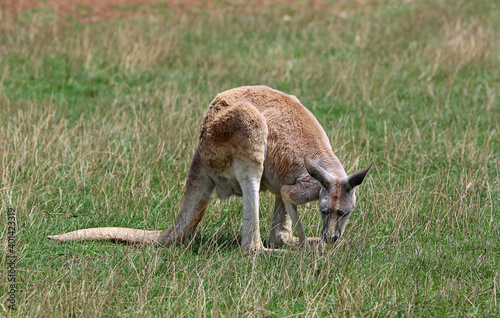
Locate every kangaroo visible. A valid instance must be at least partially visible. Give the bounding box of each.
[48,86,371,253]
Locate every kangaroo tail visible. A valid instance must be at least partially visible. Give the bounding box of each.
[47,227,165,244]
[48,150,215,246]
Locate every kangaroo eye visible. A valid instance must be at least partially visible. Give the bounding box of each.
[337,210,348,217]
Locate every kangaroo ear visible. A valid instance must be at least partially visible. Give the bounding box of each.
[304,156,335,189]
[346,164,372,189]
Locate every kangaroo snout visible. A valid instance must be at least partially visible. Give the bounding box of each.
[322,232,340,244]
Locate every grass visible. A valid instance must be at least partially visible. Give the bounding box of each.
[1,0,499,316]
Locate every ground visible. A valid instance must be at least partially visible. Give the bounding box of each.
[3,0,330,20]
[2,0,376,21]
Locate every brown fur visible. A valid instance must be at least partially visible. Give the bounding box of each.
[49,86,371,253]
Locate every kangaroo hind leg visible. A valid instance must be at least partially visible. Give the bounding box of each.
[233,159,266,253]
[200,101,271,253]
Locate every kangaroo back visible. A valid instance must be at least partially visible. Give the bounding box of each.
[210,86,347,191]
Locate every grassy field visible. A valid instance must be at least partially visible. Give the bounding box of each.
[1,0,499,316]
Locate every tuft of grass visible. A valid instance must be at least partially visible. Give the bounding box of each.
[1,0,499,316]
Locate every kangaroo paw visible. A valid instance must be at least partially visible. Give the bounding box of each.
[244,246,289,255]
[268,231,294,248]
[285,237,322,249]
[306,237,322,246]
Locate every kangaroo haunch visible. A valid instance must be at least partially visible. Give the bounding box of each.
[49,86,372,253]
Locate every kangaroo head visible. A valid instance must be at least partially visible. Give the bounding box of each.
[304,157,371,244]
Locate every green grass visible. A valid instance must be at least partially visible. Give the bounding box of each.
[1,0,499,316]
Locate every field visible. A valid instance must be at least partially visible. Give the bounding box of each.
[1,0,499,316]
